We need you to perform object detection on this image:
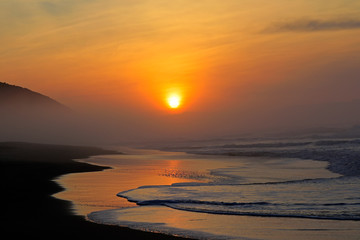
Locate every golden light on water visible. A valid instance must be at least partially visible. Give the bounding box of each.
[167,94,181,109]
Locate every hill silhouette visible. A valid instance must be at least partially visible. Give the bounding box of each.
[0,82,77,143]
[0,82,68,111]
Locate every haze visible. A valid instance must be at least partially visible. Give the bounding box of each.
[1,0,360,145]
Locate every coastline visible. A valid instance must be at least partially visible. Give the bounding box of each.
[0,142,193,239]
[72,145,360,240]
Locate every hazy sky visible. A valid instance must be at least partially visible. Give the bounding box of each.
[1,0,360,142]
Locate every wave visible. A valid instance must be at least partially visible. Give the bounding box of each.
[166,202,360,220]
[117,176,360,221]
[220,139,360,148]
[314,139,360,146]
[161,138,360,151]
[87,208,254,240]
[220,141,312,149]
[181,138,360,177]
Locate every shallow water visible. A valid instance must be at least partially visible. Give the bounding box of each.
[54,147,338,215]
[55,142,360,240]
[89,206,360,240]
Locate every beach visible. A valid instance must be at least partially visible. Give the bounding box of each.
[3,140,359,239]
[0,142,193,239]
[53,139,360,240]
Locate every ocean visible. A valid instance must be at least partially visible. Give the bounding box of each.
[55,138,360,240]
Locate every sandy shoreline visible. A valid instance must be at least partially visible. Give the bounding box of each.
[55,143,360,240]
[0,142,193,239]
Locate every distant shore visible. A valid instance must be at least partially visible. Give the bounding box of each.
[0,142,193,239]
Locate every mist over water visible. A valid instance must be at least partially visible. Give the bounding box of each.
[2,82,360,146]
[2,98,360,146]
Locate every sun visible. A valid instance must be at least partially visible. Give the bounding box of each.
[167,94,181,109]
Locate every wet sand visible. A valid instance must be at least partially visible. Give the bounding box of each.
[0,142,192,239]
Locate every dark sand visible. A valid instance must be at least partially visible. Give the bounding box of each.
[0,142,192,239]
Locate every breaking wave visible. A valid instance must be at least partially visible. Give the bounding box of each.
[117,177,360,221]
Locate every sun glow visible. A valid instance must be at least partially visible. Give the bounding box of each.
[167,94,181,109]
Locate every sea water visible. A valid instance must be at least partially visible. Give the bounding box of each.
[56,138,360,240]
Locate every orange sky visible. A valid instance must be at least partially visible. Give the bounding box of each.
[1,0,360,141]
